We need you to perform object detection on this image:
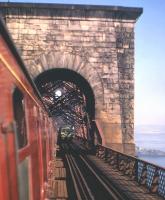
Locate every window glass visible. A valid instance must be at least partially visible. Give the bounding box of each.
[13,88,27,149]
[18,157,29,200]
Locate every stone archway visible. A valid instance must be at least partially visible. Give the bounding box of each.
[30,51,104,116]
[35,68,98,144]
[29,50,125,150]
[35,68,96,119]
[31,51,108,145]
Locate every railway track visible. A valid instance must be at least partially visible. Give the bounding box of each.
[62,143,127,200]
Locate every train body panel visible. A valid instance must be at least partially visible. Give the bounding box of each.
[0,19,56,200]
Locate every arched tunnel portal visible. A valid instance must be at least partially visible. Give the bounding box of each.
[35,68,102,146]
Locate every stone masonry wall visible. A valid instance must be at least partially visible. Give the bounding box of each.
[0,3,142,154]
[116,23,135,153]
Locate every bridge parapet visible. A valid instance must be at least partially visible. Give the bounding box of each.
[96,145,165,199]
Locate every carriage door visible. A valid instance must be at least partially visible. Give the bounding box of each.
[13,88,30,200]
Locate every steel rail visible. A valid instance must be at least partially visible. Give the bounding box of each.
[79,155,126,200]
[65,155,82,200]
[67,154,95,200]
[63,143,95,200]
[63,143,128,200]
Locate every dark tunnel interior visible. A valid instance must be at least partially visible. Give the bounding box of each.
[35,68,96,142]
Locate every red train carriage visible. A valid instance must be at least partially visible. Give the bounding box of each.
[0,18,56,200]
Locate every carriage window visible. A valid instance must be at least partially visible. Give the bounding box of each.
[13,88,27,149]
[18,157,30,200]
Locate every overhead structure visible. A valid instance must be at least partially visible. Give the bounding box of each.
[37,79,92,140]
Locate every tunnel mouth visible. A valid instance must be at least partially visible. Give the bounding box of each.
[35,68,95,142]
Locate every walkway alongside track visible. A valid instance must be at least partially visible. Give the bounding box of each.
[46,148,68,200]
[46,142,164,200]
[87,155,163,200]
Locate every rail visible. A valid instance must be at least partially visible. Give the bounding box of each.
[62,143,126,200]
[96,144,165,199]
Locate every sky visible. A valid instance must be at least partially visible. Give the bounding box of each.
[1,0,165,126]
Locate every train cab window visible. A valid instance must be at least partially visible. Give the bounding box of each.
[13,88,27,149]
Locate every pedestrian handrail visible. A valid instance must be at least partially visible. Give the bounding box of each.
[96,145,165,198]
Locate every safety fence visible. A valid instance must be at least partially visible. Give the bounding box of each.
[96,145,165,199]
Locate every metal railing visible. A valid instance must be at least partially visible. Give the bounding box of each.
[96,145,165,199]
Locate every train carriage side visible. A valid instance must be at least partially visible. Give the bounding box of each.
[0,19,56,200]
